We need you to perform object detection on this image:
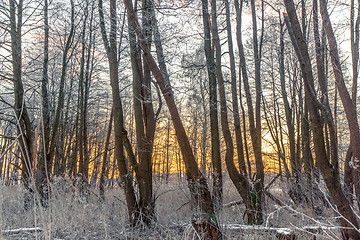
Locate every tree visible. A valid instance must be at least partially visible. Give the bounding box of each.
[128,0,157,225]
[98,0,138,227]
[36,0,51,206]
[9,0,34,209]
[284,0,360,238]
[99,109,113,201]
[124,0,222,237]
[201,0,222,211]
[235,0,265,224]
[49,0,75,176]
[344,0,360,205]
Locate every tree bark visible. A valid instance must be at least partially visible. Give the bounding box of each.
[98,0,139,226]
[202,0,222,210]
[36,0,51,207]
[124,0,222,237]
[9,0,34,209]
[128,0,156,224]
[344,0,360,206]
[284,1,360,238]
[279,16,298,178]
[99,109,113,201]
[224,0,247,177]
[235,0,265,224]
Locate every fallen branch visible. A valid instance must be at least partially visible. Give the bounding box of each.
[303,225,347,233]
[2,227,42,236]
[224,224,295,239]
[224,224,292,234]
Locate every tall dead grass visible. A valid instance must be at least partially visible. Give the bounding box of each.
[0,175,344,239]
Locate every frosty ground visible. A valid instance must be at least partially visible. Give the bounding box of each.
[0,174,343,239]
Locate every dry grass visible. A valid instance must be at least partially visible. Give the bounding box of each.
[0,175,345,239]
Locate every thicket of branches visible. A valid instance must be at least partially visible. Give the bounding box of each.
[1,0,360,238]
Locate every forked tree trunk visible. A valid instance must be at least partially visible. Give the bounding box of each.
[235,0,264,224]
[250,2,265,217]
[128,0,156,224]
[313,0,339,178]
[9,0,34,210]
[138,0,156,225]
[212,0,256,223]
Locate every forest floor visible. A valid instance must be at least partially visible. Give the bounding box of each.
[0,174,344,239]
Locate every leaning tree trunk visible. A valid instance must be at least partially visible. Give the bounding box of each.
[284,0,360,238]
[319,0,360,235]
[344,0,360,206]
[124,0,222,238]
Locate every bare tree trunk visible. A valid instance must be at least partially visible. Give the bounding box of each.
[124,0,222,237]
[224,0,247,177]
[98,0,139,226]
[99,109,113,201]
[59,72,76,176]
[279,15,298,178]
[319,0,360,232]
[138,0,157,225]
[82,7,94,183]
[284,1,360,238]
[216,0,257,222]
[165,118,170,182]
[68,109,79,178]
[344,0,360,205]
[201,0,222,210]
[9,0,34,209]
[313,0,338,176]
[250,1,265,223]
[36,0,51,207]
[78,0,89,187]
[128,0,156,224]
[49,0,75,174]
[202,0,223,210]
[235,0,264,224]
